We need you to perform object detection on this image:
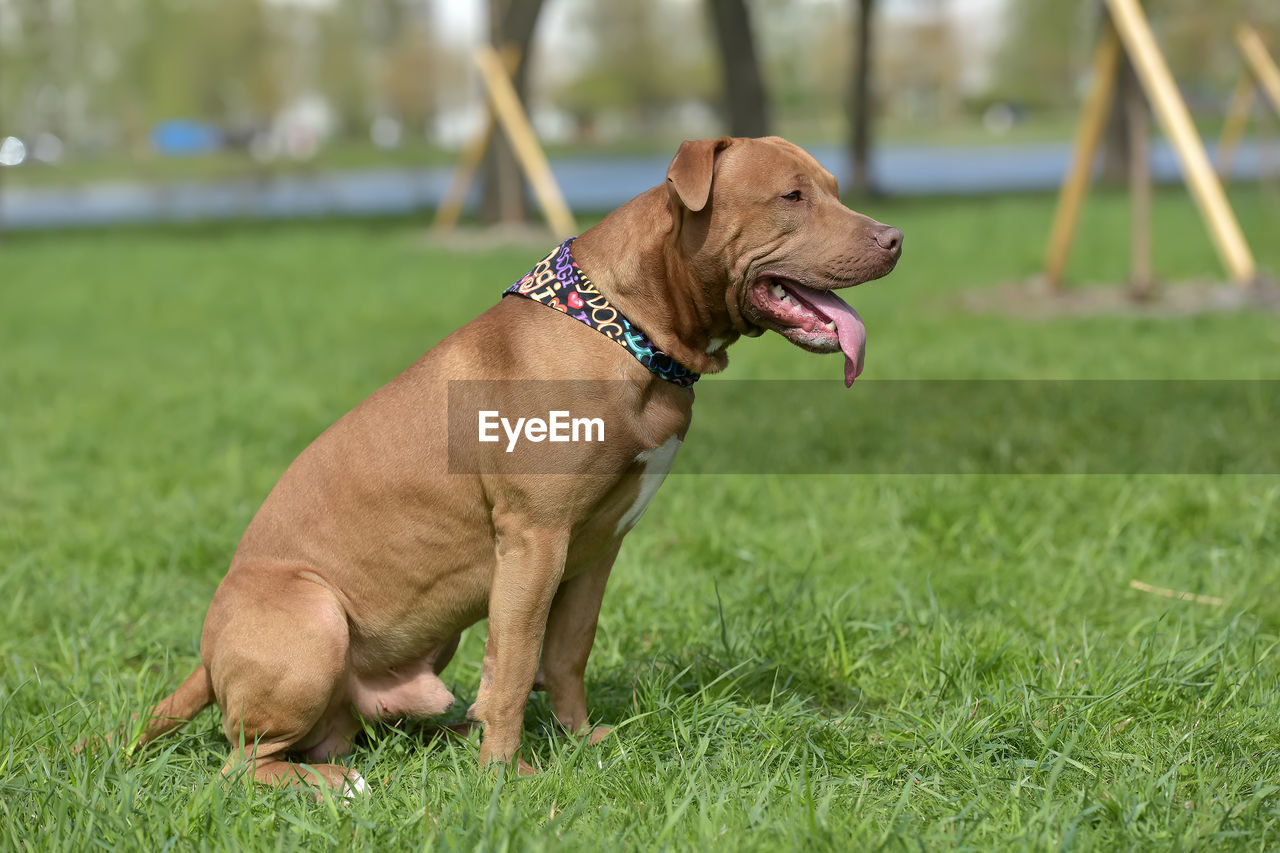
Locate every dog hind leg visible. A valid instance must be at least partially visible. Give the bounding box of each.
[208,578,361,794]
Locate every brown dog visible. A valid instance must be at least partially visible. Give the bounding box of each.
[134,136,902,793]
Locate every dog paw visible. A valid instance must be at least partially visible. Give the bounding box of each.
[342,769,370,799]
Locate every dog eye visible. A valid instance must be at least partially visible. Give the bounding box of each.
[781,190,802,202]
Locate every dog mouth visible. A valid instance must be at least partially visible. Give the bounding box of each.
[744,277,866,386]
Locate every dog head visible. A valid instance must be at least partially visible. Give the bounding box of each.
[666,136,901,385]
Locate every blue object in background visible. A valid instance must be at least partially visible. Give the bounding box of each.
[151,120,223,156]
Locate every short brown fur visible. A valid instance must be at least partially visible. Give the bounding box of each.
[134,137,901,793]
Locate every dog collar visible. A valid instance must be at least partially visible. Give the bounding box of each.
[502,238,700,388]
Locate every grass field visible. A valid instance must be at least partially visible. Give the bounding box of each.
[2,186,1279,850]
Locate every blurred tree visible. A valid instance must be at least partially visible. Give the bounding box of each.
[1100,14,1132,188]
[988,1,1280,184]
[754,0,846,132]
[989,1,1084,110]
[381,9,438,139]
[481,0,546,225]
[318,1,374,139]
[708,0,770,137]
[848,0,877,197]
[891,0,961,121]
[115,0,209,152]
[0,1,49,136]
[361,0,439,139]
[990,0,1280,113]
[199,0,290,127]
[0,0,435,155]
[0,0,91,140]
[1157,0,1280,91]
[557,0,717,137]
[99,0,293,154]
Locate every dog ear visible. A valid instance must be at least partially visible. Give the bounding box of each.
[666,137,732,213]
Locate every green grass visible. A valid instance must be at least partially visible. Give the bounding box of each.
[2,185,1280,850]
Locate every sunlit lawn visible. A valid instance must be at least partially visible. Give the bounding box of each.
[2,185,1279,849]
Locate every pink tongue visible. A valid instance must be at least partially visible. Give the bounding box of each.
[795,287,867,387]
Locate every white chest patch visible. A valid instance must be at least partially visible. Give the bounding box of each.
[615,435,682,535]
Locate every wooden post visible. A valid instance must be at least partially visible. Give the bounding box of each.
[1237,25,1280,116]
[433,48,519,233]
[472,44,576,237]
[1260,91,1279,189]
[1125,61,1153,299]
[1105,0,1256,286]
[433,115,499,232]
[1043,26,1122,291]
[1217,76,1255,180]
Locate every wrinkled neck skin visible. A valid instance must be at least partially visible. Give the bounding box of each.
[570,187,742,377]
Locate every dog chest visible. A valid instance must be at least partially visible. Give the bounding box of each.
[614,435,682,535]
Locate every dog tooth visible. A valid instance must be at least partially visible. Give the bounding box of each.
[770,283,785,299]
[780,293,791,303]
[824,320,836,332]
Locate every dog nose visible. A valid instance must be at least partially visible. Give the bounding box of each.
[874,226,903,256]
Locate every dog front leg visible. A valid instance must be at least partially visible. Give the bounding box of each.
[538,544,619,740]
[468,523,568,769]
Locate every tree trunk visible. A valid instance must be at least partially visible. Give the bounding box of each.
[1101,57,1134,186]
[1125,62,1153,299]
[848,0,876,197]
[481,0,545,225]
[708,0,770,138]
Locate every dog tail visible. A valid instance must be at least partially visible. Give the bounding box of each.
[135,664,215,748]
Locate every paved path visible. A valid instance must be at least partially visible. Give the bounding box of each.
[2,140,1274,230]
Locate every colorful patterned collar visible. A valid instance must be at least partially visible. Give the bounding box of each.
[502,238,700,388]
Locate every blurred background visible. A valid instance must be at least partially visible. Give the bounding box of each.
[2,0,1278,228]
